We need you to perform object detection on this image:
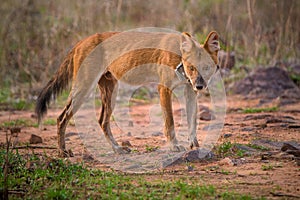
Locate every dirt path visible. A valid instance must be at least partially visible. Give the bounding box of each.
[1,96,299,198]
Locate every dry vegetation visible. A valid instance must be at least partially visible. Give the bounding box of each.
[0,0,299,100]
[1,1,300,199]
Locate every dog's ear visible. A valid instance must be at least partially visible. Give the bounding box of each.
[180,32,194,53]
[203,31,220,63]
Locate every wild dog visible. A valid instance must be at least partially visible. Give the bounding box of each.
[35,31,220,156]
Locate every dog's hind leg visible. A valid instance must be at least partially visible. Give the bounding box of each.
[98,72,130,154]
[57,97,74,157]
[158,84,185,152]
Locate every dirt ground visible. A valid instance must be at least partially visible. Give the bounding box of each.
[1,95,299,199]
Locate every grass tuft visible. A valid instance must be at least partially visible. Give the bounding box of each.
[0,150,260,199]
[242,107,278,114]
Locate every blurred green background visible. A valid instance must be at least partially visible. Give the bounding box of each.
[0,0,299,106]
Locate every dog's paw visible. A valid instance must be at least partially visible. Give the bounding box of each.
[170,144,187,152]
[113,146,131,154]
[189,137,200,149]
[58,149,74,157]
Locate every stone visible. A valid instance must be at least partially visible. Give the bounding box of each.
[241,127,255,132]
[232,66,300,100]
[65,132,78,137]
[199,105,216,121]
[183,149,214,163]
[281,143,300,157]
[166,149,214,166]
[29,134,43,144]
[199,110,216,121]
[218,50,235,70]
[83,153,94,161]
[152,132,163,137]
[10,127,21,136]
[281,143,299,151]
[219,157,235,166]
[128,121,134,127]
[244,114,272,121]
[223,133,233,138]
[121,140,132,147]
[295,157,300,166]
[288,124,300,129]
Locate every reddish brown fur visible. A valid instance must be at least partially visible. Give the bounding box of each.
[36,31,220,156]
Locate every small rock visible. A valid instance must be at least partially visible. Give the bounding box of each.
[281,143,300,157]
[261,152,272,160]
[127,132,132,136]
[288,124,300,129]
[223,133,233,138]
[184,149,214,162]
[281,143,299,151]
[152,132,163,137]
[241,127,255,132]
[128,121,134,127]
[252,139,284,150]
[199,111,215,121]
[29,134,43,144]
[254,123,267,128]
[236,144,257,155]
[30,113,37,118]
[244,114,272,121]
[295,157,300,166]
[83,153,94,161]
[290,64,300,74]
[10,127,21,136]
[265,116,296,124]
[218,50,235,70]
[232,66,300,100]
[68,149,74,157]
[219,157,235,166]
[66,132,78,137]
[121,140,132,147]
[187,165,194,172]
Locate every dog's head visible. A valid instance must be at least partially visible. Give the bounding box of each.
[180,31,220,92]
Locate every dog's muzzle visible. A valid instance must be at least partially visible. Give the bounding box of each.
[195,75,206,90]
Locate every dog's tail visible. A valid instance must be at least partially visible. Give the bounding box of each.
[35,49,74,124]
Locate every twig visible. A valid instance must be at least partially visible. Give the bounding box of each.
[8,189,26,195]
[3,129,12,200]
[13,145,57,150]
[270,192,300,198]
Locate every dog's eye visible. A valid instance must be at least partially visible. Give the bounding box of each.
[189,66,195,71]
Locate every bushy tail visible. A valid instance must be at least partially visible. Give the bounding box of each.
[35,49,74,124]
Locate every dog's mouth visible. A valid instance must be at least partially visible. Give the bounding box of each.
[193,84,207,92]
[193,75,207,91]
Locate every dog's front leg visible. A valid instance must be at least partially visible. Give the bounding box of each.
[185,84,199,149]
[158,85,185,152]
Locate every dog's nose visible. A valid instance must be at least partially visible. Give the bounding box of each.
[196,85,204,90]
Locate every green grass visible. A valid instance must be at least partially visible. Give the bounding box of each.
[1,118,36,128]
[247,144,270,151]
[0,150,260,199]
[145,145,159,152]
[242,106,278,114]
[0,87,33,110]
[214,141,246,158]
[261,164,274,171]
[0,118,57,129]
[43,118,57,126]
[290,73,300,86]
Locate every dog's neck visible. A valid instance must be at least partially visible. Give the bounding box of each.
[175,62,189,83]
